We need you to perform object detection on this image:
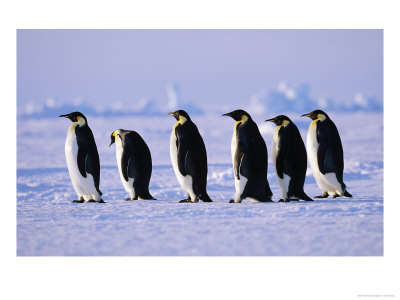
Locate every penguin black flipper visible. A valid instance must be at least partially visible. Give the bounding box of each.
[76,144,89,178]
[275,140,288,179]
[177,136,189,177]
[317,138,329,175]
[119,132,141,182]
[120,134,142,181]
[120,144,131,182]
[234,142,245,180]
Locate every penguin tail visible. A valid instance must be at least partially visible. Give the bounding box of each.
[340,182,352,197]
[198,193,213,202]
[139,192,156,200]
[297,190,313,201]
[343,190,353,198]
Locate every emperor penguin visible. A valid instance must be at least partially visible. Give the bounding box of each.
[59,112,104,203]
[302,109,352,198]
[265,115,313,202]
[109,129,155,200]
[223,109,273,203]
[168,110,213,203]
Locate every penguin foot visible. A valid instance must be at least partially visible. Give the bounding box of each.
[278,199,290,202]
[333,194,340,199]
[179,199,191,203]
[88,199,106,203]
[229,199,242,203]
[139,197,157,200]
[72,199,84,203]
[258,197,274,202]
[315,193,329,199]
[124,197,137,201]
[290,198,299,201]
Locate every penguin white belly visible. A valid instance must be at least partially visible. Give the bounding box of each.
[307,122,343,196]
[65,126,99,200]
[170,131,195,201]
[272,127,290,199]
[115,139,135,199]
[231,128,247,202]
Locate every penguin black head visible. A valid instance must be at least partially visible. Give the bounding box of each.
[301,110,329,121]
[168,110,191,122]
[109,131,116,147]
[265,115,292,126]
[59,112,87,124]
[109,129,124,147]
[222,109,252,122]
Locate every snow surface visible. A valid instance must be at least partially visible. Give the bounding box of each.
[17,111,383,256]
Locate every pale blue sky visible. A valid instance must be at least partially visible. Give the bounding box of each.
[17,29,383,108]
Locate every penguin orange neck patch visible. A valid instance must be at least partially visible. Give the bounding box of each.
[76,116,86,126]
[282,120,290,127]
[235,114,248,128]
[173,115,187,129]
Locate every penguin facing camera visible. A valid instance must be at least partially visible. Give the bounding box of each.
[59,112,104,203]
[110,129,155,200]
[223,109,273,203]
[302,109,352,199]
[266,115,313,202]
[168,110,213,203]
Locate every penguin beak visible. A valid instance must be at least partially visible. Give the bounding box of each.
[301,112,312,118]
[59,114,74,121]
[265,117,276,123]
[168,112,179,120]
[222,112,233,118]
